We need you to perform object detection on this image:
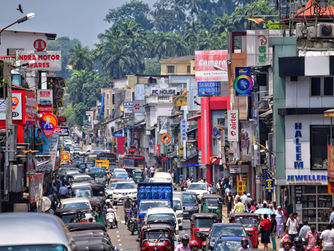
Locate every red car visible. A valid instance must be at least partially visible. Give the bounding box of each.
[229,213,260,248]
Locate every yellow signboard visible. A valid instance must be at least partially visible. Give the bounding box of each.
[95,160,110,172]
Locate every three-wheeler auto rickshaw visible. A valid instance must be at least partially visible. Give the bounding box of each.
[191,213,219,248]
[139,223,175,251]
[201,194,223,221]
[133,169,145,183]
[229,213,260,248]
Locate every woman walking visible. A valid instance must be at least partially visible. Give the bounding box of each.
[261,214,272,249]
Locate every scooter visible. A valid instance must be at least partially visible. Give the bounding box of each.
[106,208,117,229]
[128,216,137,235]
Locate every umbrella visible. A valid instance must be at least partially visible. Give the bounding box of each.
[254,208,274,215]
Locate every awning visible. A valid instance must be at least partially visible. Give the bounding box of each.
[187,114,201,120]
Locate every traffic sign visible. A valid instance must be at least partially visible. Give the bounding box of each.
[160,133,172,145]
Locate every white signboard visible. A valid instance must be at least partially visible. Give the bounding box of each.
[12,92,22,120]
[227,110,239,141]
[16,51,62,71]
[133,100,145,113]
[37,90,53,105]
[123,102,133,114]
[0,99,6,120]
[180,119,187,159]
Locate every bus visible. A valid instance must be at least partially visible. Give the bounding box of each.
[118,154,145,173]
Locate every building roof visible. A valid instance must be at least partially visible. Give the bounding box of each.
[4,30,57,40]
[294,0,334,21]
[160,55,195,63]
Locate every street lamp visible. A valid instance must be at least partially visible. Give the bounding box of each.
[0,13,36,44]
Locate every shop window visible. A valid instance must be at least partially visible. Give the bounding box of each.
[311,77,321,96]
[167,65,175,73]
[324,77,334,96]
[310,125,333,170]
[187,65,191,73]
[112,94,115,105]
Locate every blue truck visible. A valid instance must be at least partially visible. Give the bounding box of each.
[137,182,173,231]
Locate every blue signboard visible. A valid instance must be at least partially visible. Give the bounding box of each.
[198,81,220,97]
[265,171,274,193]
[113,133,123,137]
[234,67,253,96]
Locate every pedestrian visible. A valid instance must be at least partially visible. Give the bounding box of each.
[232,197,245,213]
[238,237,251,250]
[320,224,334,250]
[271,214,277,250]
[294,236,306,251]
[244,193,253,209]
[186,178,192,188]
[276,206,285,238]
[226,192,233,216]
[240,192,247,204]
[305,225,319,250]
[279,238,294,251]
[216,180,221,195]
[299,220,310,239]
[329,207,334,223]
[150,166,155,177]
[285,213,299,242]
[94,207,105,226]
[257,199,263,208]
[207,184,214,194]
[260,214,272,249]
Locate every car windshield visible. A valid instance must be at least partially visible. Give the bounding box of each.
[206,198,220,206]
[144,231,169,241]
[115,183,136,189]
[73,189,91,198]
[139,201,170,213]
[173,200,182,210]
[0,245,68,251]
[215,240,243,251]
[115,174,128,179]
[182,194,197,203]
[212,226,247,237]
[74,176,91,182]
[188,184,206,190]
[235,217,258,225]
[148,213,175,222]
[63,202,90,209]
[194,218,216,228]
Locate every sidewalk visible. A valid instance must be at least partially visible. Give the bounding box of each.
[221,205,279,250]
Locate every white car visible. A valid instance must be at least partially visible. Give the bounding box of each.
[113,168,128,175]
[59,197,92,210]
[153,172,173,183]
[173,197,183,230]
[187,182,208,200]
[144,207,179,234]
[111,181,137,205]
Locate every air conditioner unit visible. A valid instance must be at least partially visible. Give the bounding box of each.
[307,26,317,38]
[317,23,334,38]
[296,23,307,38]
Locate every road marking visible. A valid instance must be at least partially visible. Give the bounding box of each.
[119,243,122,246]
[121,220,125,224]
[117,235,120,238]
[116,230,120,233]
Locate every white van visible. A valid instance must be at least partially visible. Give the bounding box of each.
[153,172,173,183]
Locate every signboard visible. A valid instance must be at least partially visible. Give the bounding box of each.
[37,89,53,113]
[180,119,187,159]
[265,171,274,193]
[0,99,6,120]
[34,155,53,172]
[54,127,69,136]
[16,51,62,71]
[229,165,241,174]
[123,102,133,114]
[240,121,253,162]
[33,39,47,51]
[28,173,44,203]
[25,91,37,124]
[113,133,123,137]
[133,100,145,113]
[328,145,334,178]
[234,67,253,96]
[151,89,176,95]
[160,133,172,145]
[227,110,239,141]
[12,92,22,120]
[95,160,110,172]
[40,113,58,138]
[198,81,220,96]
[195,50,228,82]
[60,152,70,163]
[7,48,23,56]
[246,30,271,67]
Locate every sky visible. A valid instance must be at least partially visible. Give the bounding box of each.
[0,0,155,48]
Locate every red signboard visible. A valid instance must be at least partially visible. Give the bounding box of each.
[40,113,58,138]
[195,50,228,82]
[33,39,47,51]
[328,145,334,178]
[117,136,125,154]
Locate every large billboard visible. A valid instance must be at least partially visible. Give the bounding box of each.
[16,51,62,71]
[195,50,228,82]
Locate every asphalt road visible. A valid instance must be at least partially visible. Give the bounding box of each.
[107,205,192,251]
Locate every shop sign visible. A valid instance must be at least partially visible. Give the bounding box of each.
[229,165,241,173]
[240,121,253,162]
[151,89,176,95]
[123,102,133,114]
[197,81,220,96]
[0,99,6,120]
[40,113,58,138]
[28,173,44,203]
[234,67,253,96]
[294,123,304,169]
[265,171,274,193]
[287,174,327,183]
[25,91,37,124]
[227,110,239,141]
[195,50,228,82]
[328,145,334,178]
[180,119,187,142]
[160,133,172,145]
[33,39,47,51]
[37,89,53,113]
[12,92,22,120]
[16,51,62,71]
[246,30,271,67]
[54,126,69,136]
[133,100,145,113]
[60,152,70,163]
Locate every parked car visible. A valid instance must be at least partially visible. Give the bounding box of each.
[0,213,74,250]
[186,182,208,200]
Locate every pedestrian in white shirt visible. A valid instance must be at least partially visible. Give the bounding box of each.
[240,192,247,204]
[321,224,334,250]
[285,213,299,242]
[276,206,285,238]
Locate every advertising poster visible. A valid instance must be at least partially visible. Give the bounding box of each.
[328,145,334,178]
[23,125,34,150]
[29,173,44,203]
[239,121,253,162]
[12,92,22,120]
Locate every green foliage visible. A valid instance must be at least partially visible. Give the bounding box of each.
[68,43,93,71]
[143,58,161,75]
[61,104,76,127]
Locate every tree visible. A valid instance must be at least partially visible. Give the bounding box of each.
[68,43,93,71]
[61,104,76,127]
[105,0,153,30]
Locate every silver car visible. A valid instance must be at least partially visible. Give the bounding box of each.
[0,213,74,250]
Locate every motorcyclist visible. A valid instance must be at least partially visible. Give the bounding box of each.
[124,196,131,209]
[189,240,199,251]
[175,234,191,251]
[238,238,251,250]
[105,199,118,228]
[294,236,306,251]
[279,238,296,251]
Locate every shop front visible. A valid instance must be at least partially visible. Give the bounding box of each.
[228,164,250,196]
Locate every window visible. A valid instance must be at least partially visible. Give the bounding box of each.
[112,94,115,104]
[310,125,333,170]
[187,65,191,73]
[167,65,175,73]
[106,94,109,105]
[132,92,135,101]
[311,77,334,96]
[324,77,333,96]
[311,78,321,96]
[107,109,110,116]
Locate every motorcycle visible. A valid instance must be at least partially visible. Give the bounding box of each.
[106,208,117,229]
[127,216,137,235]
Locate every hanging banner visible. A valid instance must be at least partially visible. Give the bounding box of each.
[227,110,239,141]
[40,113,58,138]
[61,152,70,164]
[328,145,334,178]
[12,92,23,120]
[234,67,253,96]
[29,173,44,203]
[265,171,274,193]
